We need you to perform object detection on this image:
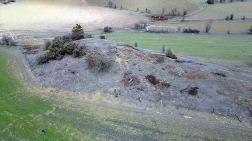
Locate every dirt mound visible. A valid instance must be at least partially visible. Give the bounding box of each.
[25,38,252,124]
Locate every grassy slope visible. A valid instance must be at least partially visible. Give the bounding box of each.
[106,32,252,62]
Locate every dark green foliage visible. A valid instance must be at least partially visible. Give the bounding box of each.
[183,28,200,34]
[206,0,214,4]
[71,24,84,40]
[73,46,86,58]
[100,35,106,39]
[62,42,76,55]
[46,37,64,60]
[230,14,234,20]
[104,26,113,33]
[164,48,177,59]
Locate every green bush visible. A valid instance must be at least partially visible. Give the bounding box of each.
[62,42,76,55]
[164,48,177,59]
[71,24,84,40]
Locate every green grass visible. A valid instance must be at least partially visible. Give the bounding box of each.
[106,32,252,62]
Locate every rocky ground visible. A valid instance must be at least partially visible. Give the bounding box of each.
[24,38,252,124]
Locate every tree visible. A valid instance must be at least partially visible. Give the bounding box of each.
[182,10,187,22]
[230,14,234,20]
[205,23,211,33]
[206,0,214,4]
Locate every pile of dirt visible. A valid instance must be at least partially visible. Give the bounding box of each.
[25,38,252,124]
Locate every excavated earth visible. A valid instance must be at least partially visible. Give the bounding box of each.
[24,38,252,124]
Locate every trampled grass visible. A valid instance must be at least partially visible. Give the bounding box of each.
[106,32,252,62]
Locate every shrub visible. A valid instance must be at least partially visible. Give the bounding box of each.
[134,42,138,47]
[146,75,159,85]
[71,24,84,40]
[248,26,252,34]
[62,42,76,55]
[205,23,211,33]
[0,35,16,46]
[230,14,234,20]
[164,48,177,59]
[100,35,106,39]
[122,71,140,87]
[146,74,170,89]
[134,22,147,30]
[103,26,113,33]
[86,52,113,73]
[73,46,86,58]
[46,37,64,59]
[206,0,214,4]
[227,30,231,34]
[183,28,200,34]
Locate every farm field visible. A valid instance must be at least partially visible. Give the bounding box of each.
[187,1,252,20]
[157,21,252,33]
[106,32,252,62]
[86,0,200,14]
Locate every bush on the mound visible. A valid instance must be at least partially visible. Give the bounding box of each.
[164,48,177,59]
[86,52,113,73]
[71,24,84,40]
[73,46,86,58]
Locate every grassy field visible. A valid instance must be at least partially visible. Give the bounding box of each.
[87,0,199,14]
[187,1,252,20]
[106,32,252,62]
[156,21,252,33]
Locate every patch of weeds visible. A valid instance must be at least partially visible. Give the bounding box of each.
[180,86,199,96]
[145,75,170,89]
[122,71,141,87]
[86,52,113,73]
